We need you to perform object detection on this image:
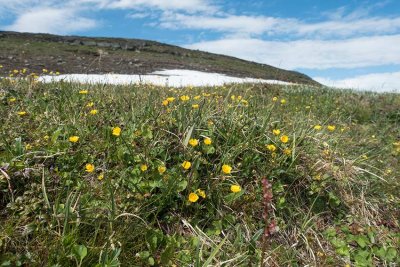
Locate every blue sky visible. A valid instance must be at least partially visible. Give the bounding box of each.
[1,0,400,91]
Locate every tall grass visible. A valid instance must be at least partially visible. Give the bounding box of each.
[0,79,399,266]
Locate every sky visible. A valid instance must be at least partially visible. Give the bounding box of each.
[1,0,400,92]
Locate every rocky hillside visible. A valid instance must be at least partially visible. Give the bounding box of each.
[0,31,320,86]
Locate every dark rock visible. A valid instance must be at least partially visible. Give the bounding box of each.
[97,42,111,48]
[82,41,97,46]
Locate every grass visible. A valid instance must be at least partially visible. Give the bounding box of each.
[0,77,399,266]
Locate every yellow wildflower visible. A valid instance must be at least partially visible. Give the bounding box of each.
[231,95,236,100]
[25,144,32,150]
[188,139,199,147]
[230,184,241,193]
[17,111,27,116]
[283,148,292,155]
[314,125,322,130]
[272,129,280,136]
[8,97,16,102]
[112,127,121,137]
[327,125,336,131]
[162,100,169,106]
[266,144,277,152]
[222,164,232,174]
[196,189,206,198]
[140,164,148,172]
[204,137,212,145]
[42,68,48,73]
[202,93,211,97]
[85,163,95,173]
[86,102,94,107]
[188,192,199,203]
[166,97,175,102]
[98,173,104,180]
[280,135,289,143]
[192,104,199,109]
[89,109,98,115]
[272,96,278,101]
[180,95,190,101]
[69,136,79,143]
[193,95,201,100]
[43,135,49,140]
[182,161,191,170]
[158,166,166,174]
[280,99,286,104]
[79,90,88,94]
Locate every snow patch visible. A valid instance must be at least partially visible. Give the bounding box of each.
[38,69,293,87]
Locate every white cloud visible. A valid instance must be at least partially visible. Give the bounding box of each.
[5,8,97,34]
[106,0,215,13]
[315,72,400,93]
[158,12,400,38]
[185,35,400,69]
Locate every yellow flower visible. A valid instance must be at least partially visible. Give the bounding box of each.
[327,125,336,131]
[166,97,175,102]
[86,102,94,107]
[202,93,211,97]
[182,161,191,170]
[85,163,95,173]
[280,99,286,104]
[79,90,88,94]
[188,193,199,203]
[314,125,322,130]
[283,148,292,155]
[180,95,190,101]
[188,139,199,147]
[25,144,32,150]
[194,95,201,100]
[305,106,311,109]
[272,129,280,136]
[17,111,27,116]
[230,184,241,193]
[162,100,169,106]
[158,166,167,174]
[140,164,148,172]
[43,135,49,140]
[89,109,98,115]
[208,120,214,126]
[222,164,232,174]
[196,189,206,198]
[231,95,236,100]
[192,104,199,109]
[112,127,121,137]
[69,136,79,143]
[280,135,289,143]
[266,144,277,152]
[13,69,19,74]
[204,137,212,145]
[237,96,242,101]
[98,173,104,180]
[8,97,16,102]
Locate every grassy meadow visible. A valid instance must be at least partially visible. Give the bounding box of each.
[0,77,399,266]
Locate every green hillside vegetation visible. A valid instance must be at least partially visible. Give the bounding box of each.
[0,77,399,266]
[0,31,319,86]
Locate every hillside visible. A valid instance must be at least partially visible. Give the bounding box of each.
[0,79,399,266]
[0,31,320,86]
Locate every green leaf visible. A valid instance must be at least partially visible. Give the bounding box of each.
[385,247,397,261]
[148,257,155,266]
[335,246,350,257]
[72,244,87,261]
[355,235,369,248]
[176,180,188,192]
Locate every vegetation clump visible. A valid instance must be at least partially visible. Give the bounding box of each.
[0,78,399,266]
